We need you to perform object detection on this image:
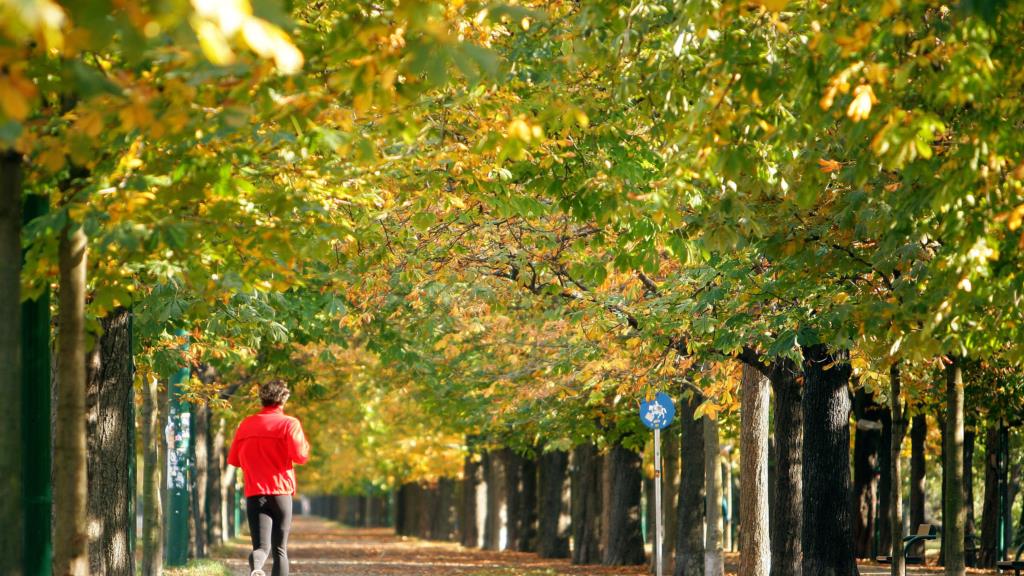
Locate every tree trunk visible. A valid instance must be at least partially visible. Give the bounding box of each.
[801,344,857,576]
[878,406,894,554]
[484,450,509,551]
[705,417,724,576]
[664,426,681,555]
[142,375,163,576]
[980,425,1000,568]
[190,404,209,558]
[603,443,645,566]
[54,223,90,576]
[723,459,734,552]
[537,450,570,558]
[521,454,539,551]
[571,442,602,564]
[601,450,613,555]
[910,414,927,557]
[944,357,966,576]
[431,478,456,541]
[506,450,523,548]
[965,427,977,567]
[85,308,135,576]
[890,363,906,576]
[1007,442,1018,558]
[207,415,226,548]
[767,358,803,576]
[852,388,884,559]
[0,151,22,576]
[741,363,770,576]
[461,446,486,548]
[674,392,705,576]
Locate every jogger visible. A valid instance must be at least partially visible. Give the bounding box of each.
[228,380,310,576]
[247,494,293,576]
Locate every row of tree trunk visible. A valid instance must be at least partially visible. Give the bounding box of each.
[309,494,392,528]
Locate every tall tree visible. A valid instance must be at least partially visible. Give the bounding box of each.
[536,449,570,558]
[740,364,770,576]
[889,363,906,576]
[85,308,134,576]
[675,393,705,576]
[603,443,645,566]
[704,416,724,576]
[802,344,857,576]
[571,442,601,565]
[852,389,884,558]
[54,223,89,576]
[910,413,928,558]
[945,358,967,576]
[141,374,162,576]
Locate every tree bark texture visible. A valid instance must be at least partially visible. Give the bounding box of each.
[484,450,509,551]
[980,425,1000,568]
[85,308,135,576]
[890,363,906,576]
[965,427,977,567]
[190,404,209,558]
[142,375,163,576]
[944,358,966,576]
[704,417,724,576]
[207,414,226,548]
[852,388,884,559]
[910,414,927,557]
[54,224,90,576]
[506,450,537,551]
[674,392,705,576]
[801,344,857,576]
[0,151,22,576]
[664,426,681,555]
[571,442,601,564]
[603,443,646,566]
[741,363,771,576]
[461,448,486,548]
[879,409,895,551]
[767,358,803,576]
[537,449,570,558]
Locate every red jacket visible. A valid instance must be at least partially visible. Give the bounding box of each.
[228,405,310,497]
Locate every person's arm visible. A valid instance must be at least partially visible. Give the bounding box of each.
[288,419,310,465]
[227,424,242,468]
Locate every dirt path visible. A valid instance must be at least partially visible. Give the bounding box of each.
[215,516,649,576]
[215,516,997,576]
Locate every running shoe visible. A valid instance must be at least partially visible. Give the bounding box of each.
[250,570,265,576]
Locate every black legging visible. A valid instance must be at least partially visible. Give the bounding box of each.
[246,495,293,576]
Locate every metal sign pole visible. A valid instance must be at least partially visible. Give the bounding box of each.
[654,426,663,576]
[165,329,191,566]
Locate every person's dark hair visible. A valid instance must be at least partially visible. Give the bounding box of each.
[259,380,290,407]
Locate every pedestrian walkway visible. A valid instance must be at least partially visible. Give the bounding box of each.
[215,516,648,575]
[214,516,987,576]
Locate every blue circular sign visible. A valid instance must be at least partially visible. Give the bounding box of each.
[639,392,676,430]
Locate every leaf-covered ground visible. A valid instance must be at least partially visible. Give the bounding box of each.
[215,516,648,576]
[211,516,999,576]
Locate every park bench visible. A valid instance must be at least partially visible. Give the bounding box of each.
[997,542,1024,575]
[876,524,937,566]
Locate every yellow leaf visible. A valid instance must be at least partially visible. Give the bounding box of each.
[756,0,789,12]
[193,18,236,66]
[241,18,304,74]
[37,146,65,173]
[0,76,31,120]
[847,84,877,123]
